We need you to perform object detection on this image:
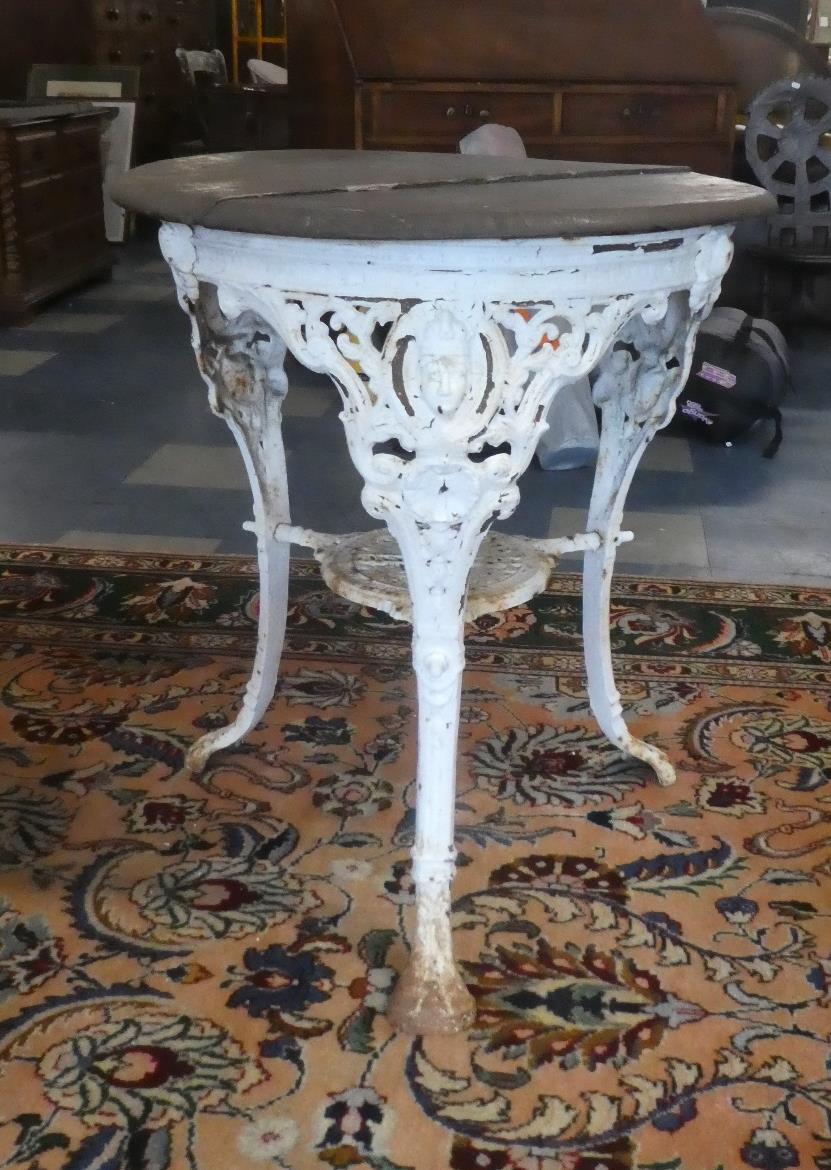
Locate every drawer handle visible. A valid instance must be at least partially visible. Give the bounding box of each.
[445,106,456,117]
[622,103,663,121]
[479,109,491,119]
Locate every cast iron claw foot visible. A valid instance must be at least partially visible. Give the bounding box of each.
[626,739,677,787]
[185,733,223,775]
[387,956,476,1035]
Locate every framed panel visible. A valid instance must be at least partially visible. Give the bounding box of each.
[27,64,141,100]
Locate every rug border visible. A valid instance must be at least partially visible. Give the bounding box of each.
[1,542,829,604]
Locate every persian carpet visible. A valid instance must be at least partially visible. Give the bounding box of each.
[0,544,829,1170]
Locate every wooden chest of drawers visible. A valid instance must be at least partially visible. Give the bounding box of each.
[0,103,111,322]
[288,0,738,177]
[358,82,734,173]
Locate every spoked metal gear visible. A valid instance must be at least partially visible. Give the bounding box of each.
[746,76,831,251]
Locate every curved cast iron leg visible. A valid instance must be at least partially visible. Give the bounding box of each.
[580,302,703,788]
[186,408,291,773]
[179,290,291,774]
[582,434,677,787]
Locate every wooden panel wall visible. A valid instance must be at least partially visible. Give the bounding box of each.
[0,0,93,99]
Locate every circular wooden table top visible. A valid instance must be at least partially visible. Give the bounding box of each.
[112,150,775,242]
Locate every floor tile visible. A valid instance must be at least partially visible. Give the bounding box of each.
[125,444,248,490]
[0,431,158,502]
[721,570,831,588]
[547,506,710,570]
[20,313,122,335]
[0,349,56,376]
[639,435,694,473]
[54,531,222,554]
[78,283,173,303]
[703,509,831,581]
[40,488,253,548]
[138,260,170,275]
[284,383,338,419]
[601,561,716,581]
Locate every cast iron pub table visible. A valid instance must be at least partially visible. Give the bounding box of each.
[113,151,772,1035]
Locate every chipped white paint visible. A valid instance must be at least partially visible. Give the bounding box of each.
[159,220,733,1034]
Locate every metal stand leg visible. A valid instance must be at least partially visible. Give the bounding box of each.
[386,518,478,1035]
[186,402,291,773]
[175,284,291,774]
[581,296,700,787]
[583,468,677,788]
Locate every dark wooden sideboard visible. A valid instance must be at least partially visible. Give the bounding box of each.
[0,103,111,322]
[287,0,738,176]
[197,81,289,152]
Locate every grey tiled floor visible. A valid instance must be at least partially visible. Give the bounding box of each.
[0,239,829,584]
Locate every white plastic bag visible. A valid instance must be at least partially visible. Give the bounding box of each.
[536,377,599,470]
[458,124,527,159]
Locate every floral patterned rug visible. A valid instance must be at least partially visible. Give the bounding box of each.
[0,544,829,1170]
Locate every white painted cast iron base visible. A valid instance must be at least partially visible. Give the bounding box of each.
[160,221,733,1035]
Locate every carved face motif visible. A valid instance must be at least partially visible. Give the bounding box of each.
[417,310,470,417]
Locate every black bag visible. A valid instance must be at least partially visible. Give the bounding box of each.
[670,308,788,458]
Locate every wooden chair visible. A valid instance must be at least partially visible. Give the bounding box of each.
[175,49,228,88]
[173,49,228,153]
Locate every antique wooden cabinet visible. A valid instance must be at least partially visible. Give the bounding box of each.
[0,102,111,322]
[287,0,738,176]
[90,0,215,159]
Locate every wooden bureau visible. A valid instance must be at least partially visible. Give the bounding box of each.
[0,103,111,322]
[287,0,738,176]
